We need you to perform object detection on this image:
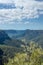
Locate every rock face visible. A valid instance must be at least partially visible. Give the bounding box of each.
[0,30,10,44]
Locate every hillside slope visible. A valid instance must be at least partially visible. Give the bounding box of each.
[5,29,43,47]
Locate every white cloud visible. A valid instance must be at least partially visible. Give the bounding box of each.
[0,0,43,24]
[39,11,43,14]
[24,21,29,24]
[0,0,12,3]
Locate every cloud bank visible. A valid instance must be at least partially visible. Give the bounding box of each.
[0,0,43,24]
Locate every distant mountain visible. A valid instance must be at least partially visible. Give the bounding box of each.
[5,29,43,47]
[5,30,25,38]
[0,29,43,47]
[0,30,25,47]
[0,30,10,44]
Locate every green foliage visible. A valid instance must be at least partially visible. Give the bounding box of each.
[5,42,43,65]
[0,30,43,65]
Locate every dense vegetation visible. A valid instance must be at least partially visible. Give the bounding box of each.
[0,42,43,65]
[0,30,43,65]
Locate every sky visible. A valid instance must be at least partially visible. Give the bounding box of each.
[0,0,43,30]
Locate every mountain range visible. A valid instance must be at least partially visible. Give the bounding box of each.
[0,29,43,47]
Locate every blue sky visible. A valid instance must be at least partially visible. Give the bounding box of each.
[0,0,43,30]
